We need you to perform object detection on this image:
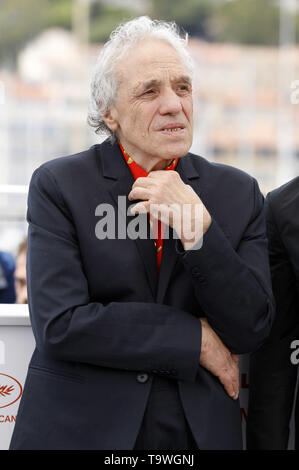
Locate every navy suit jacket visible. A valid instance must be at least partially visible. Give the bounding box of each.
[10,139,274,450]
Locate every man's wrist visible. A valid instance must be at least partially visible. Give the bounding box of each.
[199,318,208,354]
[180,215,212,251]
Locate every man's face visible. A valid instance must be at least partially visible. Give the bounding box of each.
[104,39,193,165]
[14,251,27,304]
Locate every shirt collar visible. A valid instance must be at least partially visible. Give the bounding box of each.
[118,141,178,180]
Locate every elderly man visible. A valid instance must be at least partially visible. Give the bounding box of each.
[10,17,274,450]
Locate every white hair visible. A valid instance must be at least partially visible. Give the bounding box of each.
[87,16,195,141]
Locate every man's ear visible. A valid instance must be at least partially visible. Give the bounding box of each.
[102,107,119,132]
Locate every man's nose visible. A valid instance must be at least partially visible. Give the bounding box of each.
[158,88,182,115]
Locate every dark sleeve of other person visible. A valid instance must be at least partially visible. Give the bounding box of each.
[246,190,299,450]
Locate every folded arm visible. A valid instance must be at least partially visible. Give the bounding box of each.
[176,178,275,355]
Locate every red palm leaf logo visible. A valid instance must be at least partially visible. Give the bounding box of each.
[0,374,22,408]
[0,385,14,397]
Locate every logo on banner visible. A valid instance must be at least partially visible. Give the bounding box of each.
[0,374,22,409]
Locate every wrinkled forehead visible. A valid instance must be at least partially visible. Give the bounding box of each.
[114,38,191,86]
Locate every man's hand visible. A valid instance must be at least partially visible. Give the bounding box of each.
[128,170,211,250]
[200,318,239,400]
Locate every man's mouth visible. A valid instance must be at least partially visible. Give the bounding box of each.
[159,125,185,134]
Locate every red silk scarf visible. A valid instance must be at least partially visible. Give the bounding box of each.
[119,142,178,272]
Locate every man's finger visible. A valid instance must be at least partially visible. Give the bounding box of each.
[220,373,237,400]
[130,201,150,215]
[232,354,239,364]
[128,187,150,201]
[219,364,239,400]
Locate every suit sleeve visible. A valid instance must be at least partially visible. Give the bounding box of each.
[176,177,275,354]
[26,166,202,382]
[246,194,299,449]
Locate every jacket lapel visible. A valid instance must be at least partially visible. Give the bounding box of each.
[98,140,158,299]
[98,140,202,304]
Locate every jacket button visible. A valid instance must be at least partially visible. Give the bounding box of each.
[191,267,206,283]
[137,373,149,383]
[191,267,201,277]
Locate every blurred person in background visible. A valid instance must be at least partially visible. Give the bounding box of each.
[10,16,274,451]
[247,176,299,450]
[0,250,16,303]
[14,237,28,304]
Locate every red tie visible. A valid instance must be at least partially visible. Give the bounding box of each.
[119,142,178,273]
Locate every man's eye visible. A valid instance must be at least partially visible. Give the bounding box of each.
[144,89,154,95]
[178,85,190,92]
